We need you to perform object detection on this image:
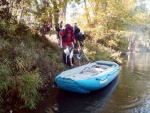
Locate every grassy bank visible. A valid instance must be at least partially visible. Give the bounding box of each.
[0,20,66,112]
[0,19,123,112]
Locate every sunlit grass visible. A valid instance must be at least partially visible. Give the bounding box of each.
[84,40,123,64]
[84,40,111,61]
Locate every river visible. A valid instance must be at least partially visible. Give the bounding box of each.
[15,53,150,113]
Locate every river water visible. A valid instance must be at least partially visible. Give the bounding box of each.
[16,53,150,113]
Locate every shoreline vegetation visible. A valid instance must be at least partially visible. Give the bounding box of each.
[0,20,123,113]
[0,20,63,112]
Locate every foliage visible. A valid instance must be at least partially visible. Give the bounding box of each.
[18,71,42,109]
[0,64,11,102]
[84,40,123,64]
[77,0,150,53]
[85,40,109,61]
[0,17,64,110]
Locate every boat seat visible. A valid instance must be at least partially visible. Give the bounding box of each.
[92,65,109,69]
[84,67,103,73]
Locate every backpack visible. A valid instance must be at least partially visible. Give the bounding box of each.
[62,30,67,42]
[62,30,73,42]
[76,32,85,41]
[74,27,80,35]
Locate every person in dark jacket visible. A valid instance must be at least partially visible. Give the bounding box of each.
[55,24,60,39]
[55,23,61,47]
[74,23,80,36]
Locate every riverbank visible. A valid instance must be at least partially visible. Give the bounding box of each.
[15,53,150,113]
[0,26,123,113]
[0,24,66,112]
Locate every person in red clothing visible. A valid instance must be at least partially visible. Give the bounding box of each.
[60,24,76,67]
[60,24,75,49]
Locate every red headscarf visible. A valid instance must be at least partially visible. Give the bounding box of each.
[65,25,75,39]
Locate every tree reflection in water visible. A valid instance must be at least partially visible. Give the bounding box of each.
[55,76,119,113]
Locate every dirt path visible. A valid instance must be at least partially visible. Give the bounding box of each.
[45,33,58,44]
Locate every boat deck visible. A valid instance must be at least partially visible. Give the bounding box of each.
[59,61,117,80]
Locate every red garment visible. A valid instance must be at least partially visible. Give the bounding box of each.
[61,30,73,47]
[61,30,65,37]
[62,42,73,47]
[66,33,72,42]
[66,25,75,40]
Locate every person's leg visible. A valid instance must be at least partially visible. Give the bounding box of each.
[69,48,74,67]
[57,32,60,46]
[56,31,59,39]
[69,58,73,67]
[62,45,69,66]
[76,54,81,65]
[78,58,81,65]
[63,52,66,64]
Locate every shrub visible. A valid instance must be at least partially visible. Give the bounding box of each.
[17,71,43,109]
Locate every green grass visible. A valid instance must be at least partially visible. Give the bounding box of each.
[0,19,65,110]
[0,18,123,111]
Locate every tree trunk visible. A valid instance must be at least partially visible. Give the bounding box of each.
[34,0,40,13]
[52,1,59,29]
[61,0,67,23]
[83,0,91,25]
[9,0,14,14]
[18,0,24,24]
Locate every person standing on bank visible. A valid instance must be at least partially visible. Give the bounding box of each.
[59,21,63,30]
[60,24,75,49]
[60,24,75,67]
[55,24,61,44]
[73,23,84,47]
[63,45,82,67]
[73,23,85,62]
[74,23,80,38]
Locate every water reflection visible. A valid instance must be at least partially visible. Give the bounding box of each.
[55,76,119,113]
[126,52,150,71]
[115,53,150,113]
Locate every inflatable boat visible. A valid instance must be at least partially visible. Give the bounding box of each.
[55,60,120,94]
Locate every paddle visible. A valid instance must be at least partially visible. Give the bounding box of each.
[82,49,90,64]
